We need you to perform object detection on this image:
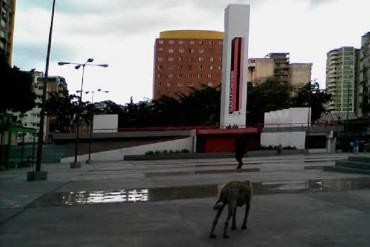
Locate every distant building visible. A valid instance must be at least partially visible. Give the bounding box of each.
[266,53,290,84]
[248,53,312,89]
[289,63,312,88]
[357,32,370,117]
[0,0,16,65]
[247,58,274,85]
[10,73,68,142]
[152,30,224,99]
[326,47,357,113]
[153,30,312,99]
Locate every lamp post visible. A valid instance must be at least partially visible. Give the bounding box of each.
[85,89,109,164]
[58,59,108,168]
[305,80,313,154]
[28,0,56,181]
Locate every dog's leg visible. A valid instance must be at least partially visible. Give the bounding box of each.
[241,202,250,230]
[231,206,237,230]
[209,204,225,238]
[223,202,235,238]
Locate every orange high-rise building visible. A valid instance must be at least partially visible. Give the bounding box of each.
[153,30,224,99]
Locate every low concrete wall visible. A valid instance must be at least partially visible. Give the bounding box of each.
[61,137,194,163]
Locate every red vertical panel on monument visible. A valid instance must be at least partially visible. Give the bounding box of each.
[238,38,245,111]
[229,37,244,113]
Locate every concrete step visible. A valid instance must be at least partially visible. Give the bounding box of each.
[348,156,370,163]
[324,166,370,175]
[335,160,370,170]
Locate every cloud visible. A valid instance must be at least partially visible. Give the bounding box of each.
[309,0,337,7]
[13,42,76,70]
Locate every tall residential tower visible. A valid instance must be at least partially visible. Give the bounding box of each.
[326,47,357,113]
[0,0,16,65]
[358,32,370,117]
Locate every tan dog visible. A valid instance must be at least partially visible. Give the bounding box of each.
[209,181,252,239]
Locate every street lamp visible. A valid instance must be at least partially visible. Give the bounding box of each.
[58,59,108,168]
[305,80,313,154]
[84,89,109,164]
[28,0,56,181]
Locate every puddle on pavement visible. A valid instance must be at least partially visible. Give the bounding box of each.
[31,177,370,207]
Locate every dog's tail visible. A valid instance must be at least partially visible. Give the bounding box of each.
[213,201,224,210]
[213,190,225,210]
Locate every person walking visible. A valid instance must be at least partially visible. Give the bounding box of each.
[235,134,247,170]
[353,139,360,153]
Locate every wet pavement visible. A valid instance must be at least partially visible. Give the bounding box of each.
[1,152,370,247]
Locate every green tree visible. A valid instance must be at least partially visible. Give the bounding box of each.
[45,91,79,132]
[247,78,292,125]
[290,81,331,122]
[0,54,35,113]
[177,85,220,125]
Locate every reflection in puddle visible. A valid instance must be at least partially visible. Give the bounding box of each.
[62,189,149,205]
[32,177,370,207]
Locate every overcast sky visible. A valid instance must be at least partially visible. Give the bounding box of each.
[13,0,370,105]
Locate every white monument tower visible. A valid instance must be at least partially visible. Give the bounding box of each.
[220,4,250,128]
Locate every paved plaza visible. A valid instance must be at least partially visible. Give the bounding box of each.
[1,152,370,246]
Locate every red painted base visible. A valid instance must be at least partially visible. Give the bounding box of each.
[196,128,261,153]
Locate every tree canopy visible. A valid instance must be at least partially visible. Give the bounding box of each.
[247,79,293,125]
[290,81,331,122]
[44,79,331,132]
[0,54,36,113]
